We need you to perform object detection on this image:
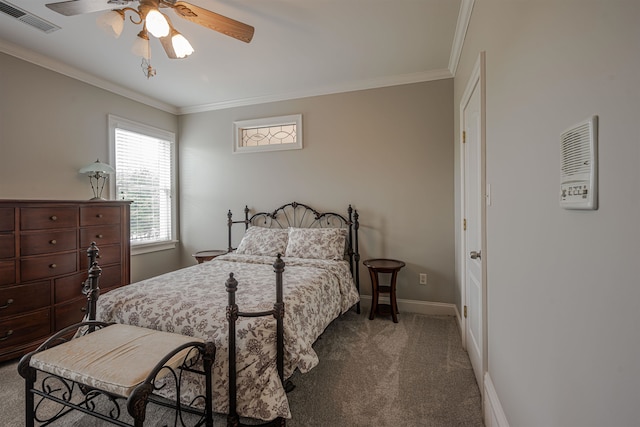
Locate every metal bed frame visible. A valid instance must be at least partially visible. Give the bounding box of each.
[45,202,360,426]
[223,202,360,427]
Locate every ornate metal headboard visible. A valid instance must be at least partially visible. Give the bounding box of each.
[227,201,360,311]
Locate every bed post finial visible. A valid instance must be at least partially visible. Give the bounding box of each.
[273,254,285,309]
[82,242,102,331]
[227,210,234,253]
[225,273,238,316]
[273,253,284,270]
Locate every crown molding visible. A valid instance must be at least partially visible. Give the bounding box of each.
[449,0,475,76]
[0,39,178,114]
[178,68,454,114]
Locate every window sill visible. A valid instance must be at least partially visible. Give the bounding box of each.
[131,240,178,256]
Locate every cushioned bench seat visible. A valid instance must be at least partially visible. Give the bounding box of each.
[19,322,215,427]
[30,324,205,398]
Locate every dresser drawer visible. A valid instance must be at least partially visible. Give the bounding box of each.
[54,272,86,303]
[80,206,121,226]
[0,233,14,259]
[0,260,16,286]
[21,230,77,256]
[55,298,86,331]
[0,281,51,319]
[98,264,123,289]
[0,308,51,349]
[80,244,121,269]
[21,207,77,230]
[0,208,14,232]
[20,252,77,282]
[55,264,123,303]
[80,225,121,247]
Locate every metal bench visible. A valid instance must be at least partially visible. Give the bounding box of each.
[18,243,215,427]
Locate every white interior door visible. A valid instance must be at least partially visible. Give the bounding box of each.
[461,52,486,390]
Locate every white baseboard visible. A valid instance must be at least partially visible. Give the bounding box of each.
[358,295,457,316]
[454,304,463,333]
[484,372,509,427]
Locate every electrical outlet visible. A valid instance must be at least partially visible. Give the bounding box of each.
[419,273,427,285]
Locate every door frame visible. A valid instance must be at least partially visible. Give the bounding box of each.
[459,51,488,393]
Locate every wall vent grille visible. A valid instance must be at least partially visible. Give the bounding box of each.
[559,116,598,210]
[0,1,60,33]
[561,122,592,177]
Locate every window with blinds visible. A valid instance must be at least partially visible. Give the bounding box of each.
[109,115,176,250]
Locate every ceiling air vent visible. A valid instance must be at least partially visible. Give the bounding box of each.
[0,1,60,34]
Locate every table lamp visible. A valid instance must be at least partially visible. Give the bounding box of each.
[79,159,116,200]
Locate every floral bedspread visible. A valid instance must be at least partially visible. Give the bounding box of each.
[95,253,359,420]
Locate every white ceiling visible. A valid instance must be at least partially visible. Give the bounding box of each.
[0,0,471,114]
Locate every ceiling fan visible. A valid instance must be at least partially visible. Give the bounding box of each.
[45,0,254,76]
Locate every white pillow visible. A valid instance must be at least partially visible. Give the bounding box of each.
[235,227,288,257]
[285,227,347,260]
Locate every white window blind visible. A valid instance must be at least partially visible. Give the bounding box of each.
[114,127,173,245]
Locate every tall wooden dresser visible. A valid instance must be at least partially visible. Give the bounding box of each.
[0,200,131,362]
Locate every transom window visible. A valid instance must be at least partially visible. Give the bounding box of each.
[233,114,302,154]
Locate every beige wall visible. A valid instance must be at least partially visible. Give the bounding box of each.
[0,52,457,302]
[0,52,181,282]
[455,1,640,425]
[178,80,456,303]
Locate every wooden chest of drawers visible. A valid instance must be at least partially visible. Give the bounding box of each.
[0,200,131,362]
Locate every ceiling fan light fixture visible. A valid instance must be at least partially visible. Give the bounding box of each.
[96,9,125,38]
[46,0,254,76]
[171,31,194,58]
[145,9,169,38]
[131,28,151,59]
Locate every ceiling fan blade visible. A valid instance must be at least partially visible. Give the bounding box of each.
[46,0,133,16]
[171,1,254,43]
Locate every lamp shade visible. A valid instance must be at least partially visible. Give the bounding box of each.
[145,9,170,38]
[79,159,116,175]
[96,10,125,38]
[131,30,151,59]
[171,31,194,58]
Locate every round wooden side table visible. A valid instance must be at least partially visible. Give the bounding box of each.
[192,249,227,264]
[363,258,405,323]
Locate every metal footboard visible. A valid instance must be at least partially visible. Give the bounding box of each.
[225,254,287,427]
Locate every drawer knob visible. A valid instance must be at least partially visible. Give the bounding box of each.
[50,239,57,245]
[0,299,14,310]
[81,307,87,312]
[97,214,103,218]
[50,263,57,269]
[50,215,58,221]
[0,330,13,341]
[96,234,103,239]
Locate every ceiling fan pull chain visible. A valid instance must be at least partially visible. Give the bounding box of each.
[141,58,156,79]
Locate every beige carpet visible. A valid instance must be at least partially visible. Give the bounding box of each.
[0,311,483,426]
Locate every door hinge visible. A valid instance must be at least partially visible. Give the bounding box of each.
[462,131,466,143]
[464,305,468,318]
[463,218,467,231]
